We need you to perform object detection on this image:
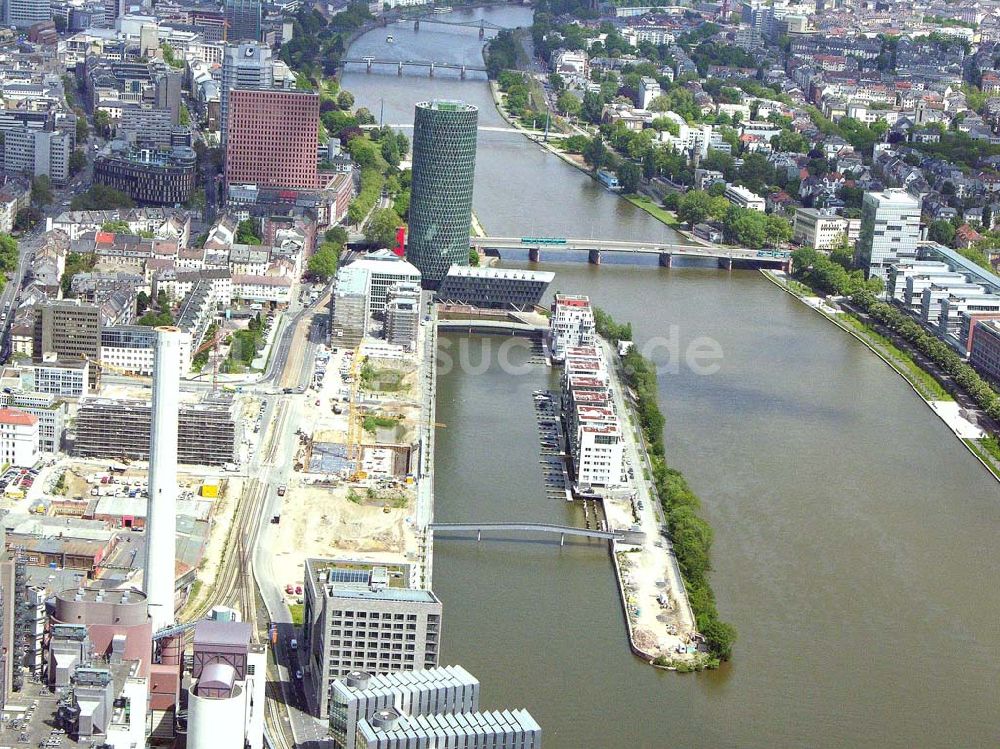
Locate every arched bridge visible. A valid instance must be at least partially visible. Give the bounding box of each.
[470,236,794,270]
[429,522,623,546]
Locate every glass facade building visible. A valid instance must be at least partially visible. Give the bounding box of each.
[407,100,478,287]
[225,0,261,41]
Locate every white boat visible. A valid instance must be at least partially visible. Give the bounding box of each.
[386,34,394,43]
[433,6,452,12]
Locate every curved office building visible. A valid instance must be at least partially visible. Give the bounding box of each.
[407,100,478,287]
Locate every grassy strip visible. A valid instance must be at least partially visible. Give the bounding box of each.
[963,439,1000,481]
[594,308,736,662]
[289,603,305,627]
[363,415,400,434]
[623,194,681,228]
[837,315,953,401]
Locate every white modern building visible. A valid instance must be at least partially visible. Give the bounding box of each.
[330,667,479,749]
[355,707,542,749]
[885,259,951,303]
[436,265,554,310]
[27,355,90,398]
[792,208,855,250]
[0,408,39,467]
[856,189,921,281]
[549,294,596,362]
[920,282,985,325]
[348,250,422,319]
[724,184,766,212]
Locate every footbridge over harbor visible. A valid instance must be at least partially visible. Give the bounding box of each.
[429,522,642,546]
[338,56,487,78]
[470,236,794,271]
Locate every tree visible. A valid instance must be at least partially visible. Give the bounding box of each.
[616,160,641,194]
[236,219,262,245]
[137,291,150,315]
[983,204,993,231]
[94,110,111,138]
[307,242,340,280]
[380,137,400,168]
[365,207,403,248]
[676,190,713,227]
[179,104,190,126]
[468,248,480,267]
[69,149,86,176]
[76,117,89,143]
[581,91,605,124]
[928,219,956,246]
[70,184,133,210]
[0,234,17,272]
[31,176,53,207]
[324,226,349,245]
[337,90,355,110]
[13,207,41,232]
[582,137,608,171]
[556,91,581,118]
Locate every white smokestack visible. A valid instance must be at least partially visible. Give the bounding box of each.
[145,326,182,632]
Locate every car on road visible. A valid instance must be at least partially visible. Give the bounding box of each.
[277,485,287,496]
[295,669,303,680]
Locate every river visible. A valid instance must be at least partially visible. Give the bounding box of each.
[343,10,1000,747]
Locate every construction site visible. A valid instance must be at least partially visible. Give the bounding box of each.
[268,337,432,596]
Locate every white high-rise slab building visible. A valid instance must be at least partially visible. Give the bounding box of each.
[856,189,922,282]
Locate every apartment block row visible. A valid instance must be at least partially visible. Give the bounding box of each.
[550,295,627,491]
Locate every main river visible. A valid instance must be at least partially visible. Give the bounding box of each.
[343,10,1000,747]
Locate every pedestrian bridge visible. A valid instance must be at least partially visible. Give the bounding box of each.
[429,522,623,545]
[470,236,793,270]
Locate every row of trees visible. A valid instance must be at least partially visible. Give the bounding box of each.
[308,226,348,281]
[594,308,737,663]
[791,251,1000,419]
[666,189,794,248]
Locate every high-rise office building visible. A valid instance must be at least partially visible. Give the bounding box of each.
[220,42,273,144]
[407,100,478,287]
[855,189,922,282]
[225,89,320,189]
[303,558,442,719]
[225,0,261,41]
[4,0,51,28]
[32,300,102,390]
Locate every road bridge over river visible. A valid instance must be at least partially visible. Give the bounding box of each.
[470,236,793,270]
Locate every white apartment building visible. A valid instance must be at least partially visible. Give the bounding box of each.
[562,347,626,489]
[552,49,588,77]
[638,76,661,109]
[856,189,922,281]
[724,184,766,212]
[0,408,39,467]
[231,274,293,305]
[27,356,90,398]
[0,390,66,453]
[549,294,596,362]
[793,208,852,249]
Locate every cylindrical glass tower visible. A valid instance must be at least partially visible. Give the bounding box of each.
[407,100,478,287]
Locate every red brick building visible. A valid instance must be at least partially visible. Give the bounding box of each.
[225,89,321,189]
